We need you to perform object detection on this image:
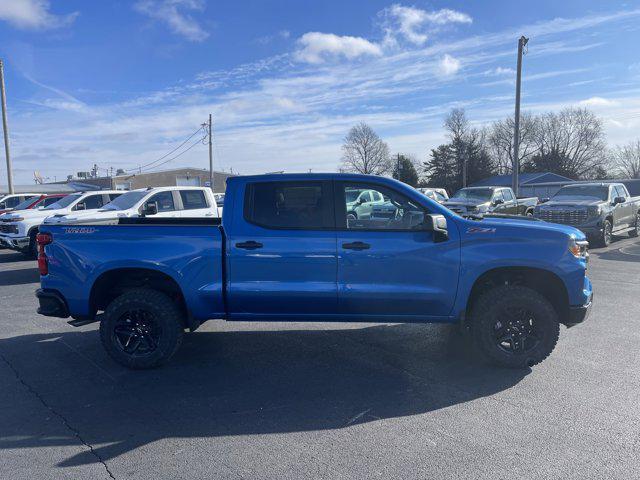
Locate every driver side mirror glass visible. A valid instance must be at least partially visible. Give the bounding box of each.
[143,201,158,216]
[493,198,504,205]
[614,196,626,205]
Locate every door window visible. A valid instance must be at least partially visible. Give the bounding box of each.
[148,191,176,212]
[80,194,104,210]
[180,190,208,210]
[614,185,627,199]
[42,197,61,207]
[244,181,332,229]
[502,189,514,201]
[339,184,426,230]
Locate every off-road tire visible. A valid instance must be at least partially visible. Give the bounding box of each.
[470,285,560,369]
[100,288,184,369]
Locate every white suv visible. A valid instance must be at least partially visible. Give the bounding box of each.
[0,190,121,256]
[43,186,220,226]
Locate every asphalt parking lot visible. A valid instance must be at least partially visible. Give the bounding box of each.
[0,238,639,480]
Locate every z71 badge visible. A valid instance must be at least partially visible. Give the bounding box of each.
[466,227,496,234]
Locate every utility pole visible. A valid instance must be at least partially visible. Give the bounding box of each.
[0,59,14,194]
[462,150,467,188]
[512,35,528,196]
[208,114,213,191]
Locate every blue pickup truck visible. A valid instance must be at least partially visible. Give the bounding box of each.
[35,173,592,369]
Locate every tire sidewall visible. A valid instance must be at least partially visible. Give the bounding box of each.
[100,290,183,369]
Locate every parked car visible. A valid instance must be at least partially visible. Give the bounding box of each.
[416,187,449,203]
[213,193,225,207]
[36,173,592,370]
[444,186,538,217]
[0,190,121,257]
[534,182,640,247]
[43,186,220,226]
[0,194,66,248]
[345,187,386,220]
[0,193,41,215]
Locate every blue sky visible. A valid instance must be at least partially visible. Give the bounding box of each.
[1,0,639,185]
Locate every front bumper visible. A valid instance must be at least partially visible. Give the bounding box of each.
[35,289,70,318]
[0,234,30,250]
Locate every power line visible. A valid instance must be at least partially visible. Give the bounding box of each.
[141,137,205,173]
[124,126,205,172]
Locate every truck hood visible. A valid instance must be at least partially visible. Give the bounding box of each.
[43,209,136,225]
[540,198,602,208]
[471,216,586,239]
[444,199,489,208]
[1,207,67,221]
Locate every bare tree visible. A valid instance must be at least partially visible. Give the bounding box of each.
[341,122,390,175]
[488,112,539,174]
[529,107,607,179]
[613,140,640,178]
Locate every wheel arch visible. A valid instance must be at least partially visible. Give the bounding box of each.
[90,267,196,330]
[465,266,570,325]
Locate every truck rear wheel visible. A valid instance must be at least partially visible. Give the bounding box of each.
[99,288,184,369]
[470,285,559,369]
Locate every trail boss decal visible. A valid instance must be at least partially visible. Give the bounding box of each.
[63,227,97,234]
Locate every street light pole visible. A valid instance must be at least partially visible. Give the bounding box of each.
[0,59,14,194]
[208,114,213,191]
[512,35,528,197]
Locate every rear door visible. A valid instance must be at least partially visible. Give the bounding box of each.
[335,181,459,319]
[226,180,338,316]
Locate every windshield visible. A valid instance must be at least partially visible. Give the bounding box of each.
[101,191,148,211]
[13,197,40,210]
[44,194,81,210]
[451,188,494,201]
[553,185,609,201]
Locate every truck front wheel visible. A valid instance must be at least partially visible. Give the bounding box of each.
[470,285,560,369]
[99,288,184,369]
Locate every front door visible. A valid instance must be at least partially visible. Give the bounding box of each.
[226,180,337,317]
[335,181,460,319]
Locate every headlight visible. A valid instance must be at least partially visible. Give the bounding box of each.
[5,217,24,222]
[587,206,601,218]
[569,237,589,260]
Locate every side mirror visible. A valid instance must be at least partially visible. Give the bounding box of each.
[75,202,86,211]
[143,202,158,216]
[493,198,504,206]
[424,214,448,240]
[614,196,626,205]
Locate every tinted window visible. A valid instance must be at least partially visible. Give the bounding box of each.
[614,185,627,199]
[45,194,81,210]
[502,189,514,201]
[341,183,426,230]
[244,181,331,229]
[554,185,608,201]
[108,193,122,201]
[103,190,147,211]
[42,197,61,207]
[4,196,21,208]
[79,194,104,210]
[451,188,493,201]
[14,197,40,210]
[180,190,208,210]
[148,191,175,212]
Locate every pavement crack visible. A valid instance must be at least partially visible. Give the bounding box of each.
[0,351,117,480]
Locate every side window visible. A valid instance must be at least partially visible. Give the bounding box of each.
[81,194,104,210]
[108,194,121,202]
[180,190,208,210]
[244,181,332,229]
[341,183,426,230]
[503,189,514,201]
[148,191,176,212]
[615,185,627,199]
[42,197,60,207]
[6,197,21,208]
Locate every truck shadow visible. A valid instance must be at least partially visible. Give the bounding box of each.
[0,267,40,286]
[0,251,28,264]
[0,323,528,468]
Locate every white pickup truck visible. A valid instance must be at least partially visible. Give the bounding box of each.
[43,186,220,227]
[0,190,121,256]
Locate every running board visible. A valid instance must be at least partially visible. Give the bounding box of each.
[67,315,102,328]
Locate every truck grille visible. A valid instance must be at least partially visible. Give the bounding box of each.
[0,223,18,234]
[537,209,588,226]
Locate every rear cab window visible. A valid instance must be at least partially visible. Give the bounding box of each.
[180,190,208,210]
[244,181,333,229]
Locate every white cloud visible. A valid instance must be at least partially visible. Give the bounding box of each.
[437,54,461,76]
[487,67,515,76]
[578,96,619,107]
[294,32,383,64]
[381,4,472,46]
[0,0,78,30]
[134,0,208,42]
